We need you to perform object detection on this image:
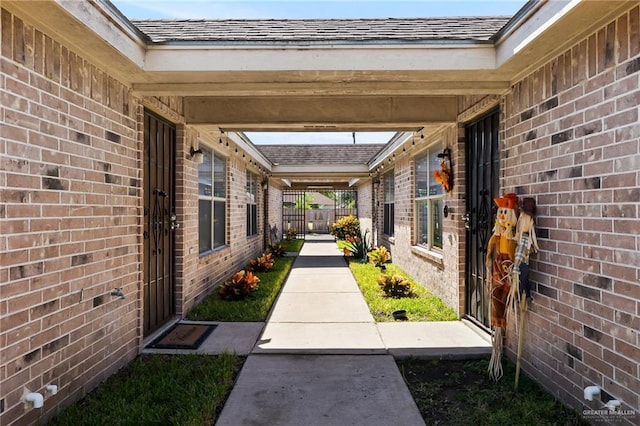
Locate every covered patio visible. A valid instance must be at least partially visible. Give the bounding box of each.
[1,1,639,424]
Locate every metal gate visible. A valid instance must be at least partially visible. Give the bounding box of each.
[333,190,358,222]
[282,191,307,238]
[464,109,500,329]
[282,190,358,238]
[143,110,176,336]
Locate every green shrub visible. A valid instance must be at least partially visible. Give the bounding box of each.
[330,215,360,240]
[378,274,413,298]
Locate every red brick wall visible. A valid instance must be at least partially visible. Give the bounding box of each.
[357,180,373,241]
[266,182,283,243]
[376,126,464,314]
[502,6,640,419]
[191,146,265,309]
[0,9,270,425]
[1,9,141,425]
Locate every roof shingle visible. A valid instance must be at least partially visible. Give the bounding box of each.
[131,17,511,44]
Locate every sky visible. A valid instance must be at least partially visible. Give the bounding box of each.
[112,0,526,144]
[112,0,526,20]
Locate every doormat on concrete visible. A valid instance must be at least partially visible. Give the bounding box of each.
[148,323,217,350]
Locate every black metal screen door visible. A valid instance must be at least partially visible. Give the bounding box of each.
[143,110,176,335]
[464,109,500,328]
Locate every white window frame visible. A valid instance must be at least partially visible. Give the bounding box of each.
[414,144,444,251]
[246,171,258,237]
[198,146,227,254]
[383,170,394,237]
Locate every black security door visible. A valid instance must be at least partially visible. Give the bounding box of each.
[464,109,500,328]
[143,110,176,335]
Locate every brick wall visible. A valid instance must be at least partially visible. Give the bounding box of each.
[190,147,266,308]
[377,125,463,314]
[0,9,141,424]
[0,8,272,425]
[266,182,283,242]
[357,181,373,241]
[501,6,639,419]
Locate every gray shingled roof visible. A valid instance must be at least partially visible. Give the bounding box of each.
[257,144,386,166]
[131,17,510,44]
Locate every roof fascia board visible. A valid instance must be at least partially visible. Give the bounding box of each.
[495,0,634,80]
[3,0,147,77]
[143,44,496,72]
[495,0,580,68]
[368,132,414,169]
[227,132,273,169]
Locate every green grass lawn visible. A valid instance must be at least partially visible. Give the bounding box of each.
[187,255,295,321]
[346,257,458,322]
[280,238,304,252]
[49,353,241,426]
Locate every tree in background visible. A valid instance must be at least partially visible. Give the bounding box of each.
[294,192,315,210]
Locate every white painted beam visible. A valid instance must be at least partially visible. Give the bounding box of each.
[132,79,510,96]
[144,44,497,72]
[185,96,458,127]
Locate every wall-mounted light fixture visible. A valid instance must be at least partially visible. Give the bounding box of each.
[190,146,204,164]
[437,147,452,162]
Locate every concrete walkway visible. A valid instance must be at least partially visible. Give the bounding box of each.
[215,234,490,426]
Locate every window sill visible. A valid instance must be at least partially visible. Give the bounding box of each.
[411,245,444,268]
[198,245,229,260]
[383,236,395,245]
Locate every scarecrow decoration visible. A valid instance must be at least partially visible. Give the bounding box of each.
[511,197,538,390]
[485,193,518,381]
[485,193,539,384]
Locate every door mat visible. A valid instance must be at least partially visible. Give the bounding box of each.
[148,323,217,350]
